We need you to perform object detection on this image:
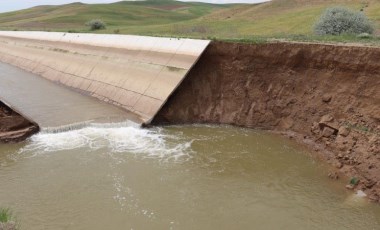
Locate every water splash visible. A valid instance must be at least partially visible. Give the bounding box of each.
[20,124,193,161]
[41,120,140,133]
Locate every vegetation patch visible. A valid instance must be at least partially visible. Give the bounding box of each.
[314,6,374,35]
[0,208,17,230]
[349,177,360,186]
[86,19,106,31]
[0,0,380,45]
[357,32,372,39]
[0,1,379,45]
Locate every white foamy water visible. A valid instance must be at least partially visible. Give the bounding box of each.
[20,124,193,161]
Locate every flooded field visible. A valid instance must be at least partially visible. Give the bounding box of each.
[0,125,379,229]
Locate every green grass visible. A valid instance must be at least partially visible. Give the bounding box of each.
[0,208,14,223]
[0,0,379,45]
[0,207,18,229]
[269,33,380,45]
[0,0,228,31]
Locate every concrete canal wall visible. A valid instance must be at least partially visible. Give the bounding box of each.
[0,31,209,123]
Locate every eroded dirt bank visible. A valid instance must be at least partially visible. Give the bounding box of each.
[0,101,38,143]
[153,41,380,202]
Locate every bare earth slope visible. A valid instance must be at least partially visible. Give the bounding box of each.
[153,41,380,202]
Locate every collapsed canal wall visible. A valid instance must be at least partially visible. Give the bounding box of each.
[153,41,380,202]
[0,31,209,123]
[0,101,38,142]
[0,33,379,201]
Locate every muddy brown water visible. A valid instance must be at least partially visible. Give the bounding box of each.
[0,125,379,230]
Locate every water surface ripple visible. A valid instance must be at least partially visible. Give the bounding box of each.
[0,125,379,230]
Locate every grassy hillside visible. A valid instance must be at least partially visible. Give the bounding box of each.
[0,0,379,43]
[0,1,228,31]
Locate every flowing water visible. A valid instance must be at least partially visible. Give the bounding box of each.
[0,125,379,230]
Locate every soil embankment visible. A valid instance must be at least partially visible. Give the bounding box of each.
[153,41,380,202]
[0,101,38,143]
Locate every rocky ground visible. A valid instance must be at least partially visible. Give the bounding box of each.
[0,101,38,143]
[153,41,380,202]
[280,111,380,202]
[0,221,16,230]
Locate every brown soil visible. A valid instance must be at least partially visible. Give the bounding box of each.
[153,41,380,202]
[0,101,39,143]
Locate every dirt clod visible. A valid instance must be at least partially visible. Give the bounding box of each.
[322,127,336,138]
[328,171,339,179]
[338,126,350,137]
[322,94,332,103]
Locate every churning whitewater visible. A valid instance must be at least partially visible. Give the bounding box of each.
[19,124,194,161]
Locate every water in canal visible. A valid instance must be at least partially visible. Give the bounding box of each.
[0,125,379,230]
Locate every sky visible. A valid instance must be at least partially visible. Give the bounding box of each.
[0,0,269,13]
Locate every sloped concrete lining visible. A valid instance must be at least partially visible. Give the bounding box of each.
[0,62,141,132]
[0,31,210,124]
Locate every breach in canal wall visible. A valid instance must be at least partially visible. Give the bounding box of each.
[0,101,38,142]
[0,32,379,201]
[0,31,209,123]
[153,41,380,202]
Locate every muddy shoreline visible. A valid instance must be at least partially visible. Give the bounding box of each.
[0,101,38,143]
[153,41,380,202]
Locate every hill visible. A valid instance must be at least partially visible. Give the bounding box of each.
[0,1,229,32]
[0,0,379,41]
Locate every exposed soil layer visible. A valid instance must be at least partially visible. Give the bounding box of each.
[0,101,39,143]
[153,41,380,202]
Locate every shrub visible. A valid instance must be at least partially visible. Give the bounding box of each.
[357,32,371,39]
[86,19,106,31]
[314,7,374,35]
